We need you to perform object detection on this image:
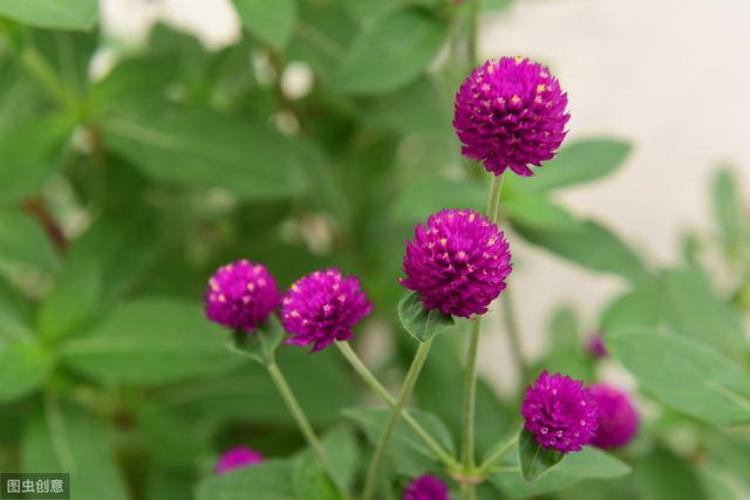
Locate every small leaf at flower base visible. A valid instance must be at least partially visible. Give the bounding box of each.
[518,428,564,482]
[228,315,286,365]
[397,292,455,342]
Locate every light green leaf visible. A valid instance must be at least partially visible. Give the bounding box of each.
[0,339,53,401]
[517,428,563,482]
[542,307,593,381]
[0,114,72,205]
[661,267,747,358]
[514,219,652,286]
[511,138,631,192]
[196,459,296,500]
[504,194,578,231]
[0,0,97,31]
[293,454,342,500]
[634,447,705,500]
[318,427,360,492]
[23,399,128,500]
[103,106,315,201]
[231,0,295,50]
[0,210,59,270]
[609,330,750,425]
[335,9,447,95]
[60,298,241,384]
[397,291,454,342]
[0,278,34,343]
[491,447,630,498]
[392,178,486,225]
[600,290,661,333]
[712,168,745,247]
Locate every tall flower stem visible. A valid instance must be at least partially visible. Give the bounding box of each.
[336,342,460,469]
[362,339,434,500]
[266,361,345,497]
[500,289,530,385]
[460,173,504,500]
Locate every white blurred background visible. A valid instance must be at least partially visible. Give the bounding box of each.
[99,0,750,392]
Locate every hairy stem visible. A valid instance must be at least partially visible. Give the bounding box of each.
[362,339,434,500]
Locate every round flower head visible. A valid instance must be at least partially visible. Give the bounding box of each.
[453,56,570,176]
[403,475,449,500]
[589,384,639,449]
[587,333,608,359]
[204,260,280,332]
[214,446,264,474]
[521,371,598,453]
[282,269,372,352]
[401,209,511,318]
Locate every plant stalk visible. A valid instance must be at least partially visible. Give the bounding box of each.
[362,339,434,500]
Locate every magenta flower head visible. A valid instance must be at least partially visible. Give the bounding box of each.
[281,268,372,352]
[403,475,449,500]
[521,371,599,453]
[401,209,511,318]
[214,446,264,474]
[589,384,639,449]
[205,259,280,332]
[453,56,570,176]
[587,333,608,359]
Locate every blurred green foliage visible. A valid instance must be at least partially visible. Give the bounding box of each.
[0,1,749,499]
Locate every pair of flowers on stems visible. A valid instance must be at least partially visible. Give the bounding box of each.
[205,57,638,499]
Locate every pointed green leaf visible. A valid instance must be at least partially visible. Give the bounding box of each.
[195,460,296,500]
[231,0,295,50]
[518,428,563,482]
[0,0,98,31]
[397,291,454,342]
[0,339,53,402]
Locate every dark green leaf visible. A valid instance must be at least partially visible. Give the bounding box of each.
[661,267,746,358]
[231,0,295,50]
[0,210,59,270]
[60,298,241,384]
[397,291,455,342]
[609,330,750,425]
[293,454,342,500]
[37,263,101,341]
[492,446,630,497]
[517,428,563,482]
[335,9,447,95]
[195,459,296,500]
[319,427,360,492]
[23,399,128,500]
[0,0,97,31]
[0,339,53,401]
[514,218,652,286]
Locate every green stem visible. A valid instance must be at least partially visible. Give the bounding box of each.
[266,362,345,497]
[336,342,460,469]
[467,0,483,67]
[500,289,530,386]
[362,339,434,500]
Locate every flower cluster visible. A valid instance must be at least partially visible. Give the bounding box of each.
[521,371,599,453]
[401,209,512,317]
[454,57,569,176]
[214,446,264,474]
[403,475,449,500]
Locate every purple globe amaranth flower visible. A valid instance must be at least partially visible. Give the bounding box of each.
[521,371,599,453]
[282,268,372,352]
[204,259,280,332]
[401,209,512,318]
[214,446,264,474]
[403,475,450,500]
[589,384,639,449]
[453,56,570,176]
[587,333,608,359]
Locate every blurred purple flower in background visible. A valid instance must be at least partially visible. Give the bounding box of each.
[403,474,450,500]
[587,333,608,359]
[454,56,570,176]
[214,446,264,474]
[589,383,639,449]
[401,209,512,318]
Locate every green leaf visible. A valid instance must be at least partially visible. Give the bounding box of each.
[0,0,97,31]
[392,178,486,225]
[491,446,630,498]
[335,9,447,95]
[60,298,241,384]
[397,291,455,342]
[514,219,652,286]
[542,307,593,381]
[517,428,563,482]
[344,406,454,475]
[0,339,53,401]
[231,0,295,50]
[23,399,128,500]
[609,330,750,425]
[0,278,34,343]
[504,194,578,231]
[661,267,747,358]
[195,459,296,500]
[103,106,317,201]
[712,168,745,246]
[37,263,101,341]
[0,210,59,270]
[0,114,72,205]
[318,427,360,492]
[510,138,631,192]
[600,290,660,333]
[634,447,706,500]
[293,454,342,500]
